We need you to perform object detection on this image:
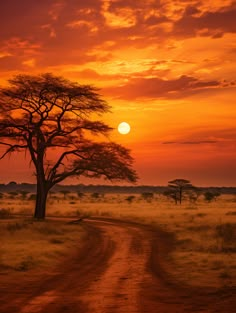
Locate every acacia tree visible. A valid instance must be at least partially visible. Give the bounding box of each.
[0,73,137,219]
[167,179,193,204]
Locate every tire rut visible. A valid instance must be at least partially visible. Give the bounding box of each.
[0,218,235,313]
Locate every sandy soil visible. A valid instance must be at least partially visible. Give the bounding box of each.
[0,217,235,313]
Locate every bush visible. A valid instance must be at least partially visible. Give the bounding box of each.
[28,194,36,200]
[125,195,135,204]
[141,192,154,202]
[0,208,12,219]
[91,192,100,199]
[204,191,221,202]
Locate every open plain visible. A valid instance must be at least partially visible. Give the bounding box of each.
[0,192,235,312]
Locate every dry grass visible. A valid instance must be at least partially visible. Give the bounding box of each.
[0,217,85,273]
[1,192,236,289]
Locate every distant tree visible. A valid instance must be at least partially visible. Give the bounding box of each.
[187,187,202,203]
[7,181,17,186]
[204,191,221,202]
[163,189,178,205]
[0,73,137,219]
[29,194,37,201]
[19,190,30,199]
[7,191,18,198]
[125,195,135,204]
[77,192,85,200]
[60,190,70,200]
[167,179,193,204]
[141,192,154,202]
[91,192,100,199]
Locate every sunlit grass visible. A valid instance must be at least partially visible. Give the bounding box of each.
[0,217,85,272]
[1,192,235,288]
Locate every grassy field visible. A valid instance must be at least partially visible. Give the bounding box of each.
[1,191,236,289]
[0,216,86,273]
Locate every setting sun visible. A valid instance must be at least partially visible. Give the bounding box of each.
[118,122,131,135]
[0,1,235,186]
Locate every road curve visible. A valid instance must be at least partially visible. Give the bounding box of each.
[0,218,235,313]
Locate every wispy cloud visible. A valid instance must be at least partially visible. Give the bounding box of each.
[162,140,218,145]
[104,75,224,100]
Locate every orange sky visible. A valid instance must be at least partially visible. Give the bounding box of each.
[0,0,236,186]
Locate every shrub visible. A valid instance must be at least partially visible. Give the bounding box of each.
[91,192,100,199]
[125,195,135,204]
[77,192,85,199]
[204,191,221,202]
[28,194,36,200]
[0,208,12,219]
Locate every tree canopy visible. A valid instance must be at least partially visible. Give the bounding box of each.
[167,178,193,204]
[0,73,138,218]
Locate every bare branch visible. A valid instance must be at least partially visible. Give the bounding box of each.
[0,73,137,219]
[0,142,28,159]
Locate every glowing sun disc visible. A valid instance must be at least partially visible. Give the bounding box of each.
[118,122,131,134]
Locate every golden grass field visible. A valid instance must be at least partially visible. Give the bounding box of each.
[1,191,235,289]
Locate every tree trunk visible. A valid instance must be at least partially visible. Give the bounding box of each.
[179,188,182,204]
[34,175,48,219]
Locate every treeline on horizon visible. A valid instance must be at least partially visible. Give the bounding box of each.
[0,181,235,195]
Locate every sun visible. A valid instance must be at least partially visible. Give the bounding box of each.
[118,122,131,135]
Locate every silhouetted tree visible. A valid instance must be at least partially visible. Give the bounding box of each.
[204,191,221,202]
[19,190,30,199]
[141,192,154,202]
[91,192,100,200]
[167,179,193,204]
[125,195,135,204]
[77,192,85,200]
[187,187,202,203]
[60,190,71,200]
[163,189,178,204]
[8,191,18,198]
[0,73,137,219]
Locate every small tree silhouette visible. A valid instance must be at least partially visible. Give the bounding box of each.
[77,192,85,200]
[204,191,221,202]
[141,192,154,202]
[19,190,30,200]
[167,179,193,204]
[60,190,70,200]
[163,189,178,204]
[125,195,135,204]
[187,187,201,203]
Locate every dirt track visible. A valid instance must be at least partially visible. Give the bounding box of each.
[0,218,235,313]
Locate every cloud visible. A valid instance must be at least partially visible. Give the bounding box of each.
[162,140,218,145]
[104,75,223,100]
[0,0,235,89]
[162,127,236,147]
[173,4,236,38]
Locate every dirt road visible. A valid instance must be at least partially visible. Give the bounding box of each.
[0,218,235,313]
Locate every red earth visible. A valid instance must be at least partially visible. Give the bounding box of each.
[0,217,235,313]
